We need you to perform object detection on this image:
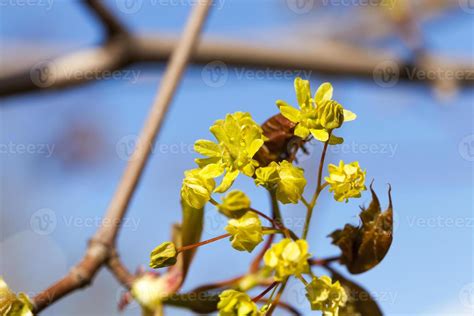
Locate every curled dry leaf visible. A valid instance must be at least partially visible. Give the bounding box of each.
[330,184,393,274]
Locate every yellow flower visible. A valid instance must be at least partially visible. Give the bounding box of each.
[325,161,367,202]
[218,190,251,218]
[217,290,259,316]
[0,278,33,316]
[255,161,307,204]
[131,274,167,314]
[149,242,178,269]
[194,112,266,193]
[305,276,347,316]
[181,168,215,208]
[263,238,310,281]
[225,212,263,252]
[277,78,356,143]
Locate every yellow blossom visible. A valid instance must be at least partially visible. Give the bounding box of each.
[181,168,215,208]
[218,190,251,218]
[263,238,310,281]
[277,78,356,143]
[225,212,263,252]
[149,242,178,269]
[217,290,259,316]
[0,278,33,316]
[255,161,306,204]
[305,276,347,316]
[194,112,266,193]
[325,161,366,202]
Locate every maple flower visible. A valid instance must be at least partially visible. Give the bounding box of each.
[325,160,366,202]
[218,190,251,218]
[217,290,260,316]
[277,78,356,144]
[194,112,266,193]
[225,212,263,252]
[263,238,310,281]
[0,277,33,316]
[181,168,215,208]
[305,276,347,316]
[255,160,306,204]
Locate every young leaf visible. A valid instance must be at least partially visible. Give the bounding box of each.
[330,268,383,316]
[329,184,393,274]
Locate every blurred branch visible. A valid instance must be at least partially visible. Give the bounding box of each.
[30,0,212,313]
[1,3,473,98]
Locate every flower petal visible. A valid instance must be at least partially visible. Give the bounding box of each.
[199,163,224,178]
[215,170,240,193]
[343,109,357,122]
[314,82,333,104]
[294,77,311,109]
[294,124,310,138]
[194,139,221,157]
[310,129,329,142]
[278,104,301,123]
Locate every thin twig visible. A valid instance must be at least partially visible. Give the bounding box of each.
[31,1,213,313]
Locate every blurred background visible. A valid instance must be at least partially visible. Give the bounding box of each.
[0,0,473,315]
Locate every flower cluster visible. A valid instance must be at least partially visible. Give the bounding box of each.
[149,78,382,316]
[326,160,367,202]
[0,278,33,316]
[277,77,356,144]
[305,276,347,316]
[263,238,310,281]
[255,160,306,204]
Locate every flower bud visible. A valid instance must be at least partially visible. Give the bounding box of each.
[149,242,178,269]
[218,190,251,218]
[181,169,215,209]
[316,100,345,130]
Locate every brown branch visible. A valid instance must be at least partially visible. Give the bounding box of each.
[30,1,213,313]
[82,0,129,37]
[2,32,473,97]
